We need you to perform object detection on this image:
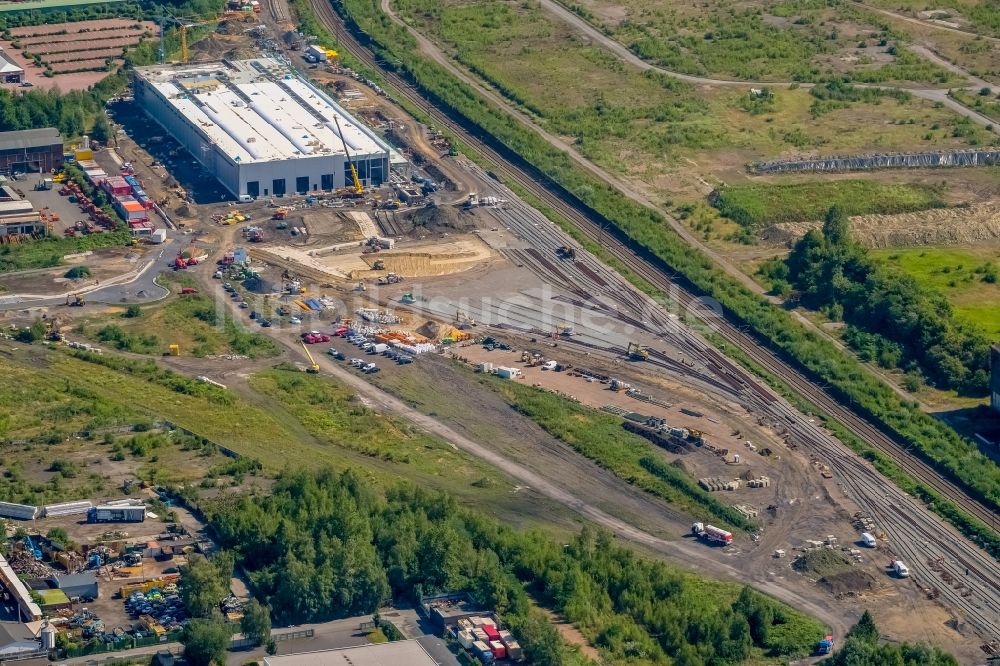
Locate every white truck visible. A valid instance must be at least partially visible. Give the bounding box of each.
[370,343,389,354]
[691,522,733,546]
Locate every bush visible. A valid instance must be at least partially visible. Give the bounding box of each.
[63,265,91,279]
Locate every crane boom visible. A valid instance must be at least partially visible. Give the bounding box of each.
[332,114,363,195]
[300,341,320,373]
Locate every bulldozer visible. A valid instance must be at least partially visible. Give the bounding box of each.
[66,294,85,307]
[627,342,649,361]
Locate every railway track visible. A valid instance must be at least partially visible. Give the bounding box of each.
[311,0,1000,538]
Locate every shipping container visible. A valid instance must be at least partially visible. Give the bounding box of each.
[370,343,389,354]
[483,625,500,641]
[458,630,474,649]
[490,640,506,659]
[505,640,523,660]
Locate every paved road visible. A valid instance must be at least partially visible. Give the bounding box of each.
[0,242,173,312]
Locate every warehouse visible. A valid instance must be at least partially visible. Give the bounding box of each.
[0,128,63,175]
[133,58,391,200]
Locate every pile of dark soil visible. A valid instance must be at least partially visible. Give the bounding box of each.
[819,569,878,596]
[405,203,474,232]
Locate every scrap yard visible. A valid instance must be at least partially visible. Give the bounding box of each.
[0,1,999,663]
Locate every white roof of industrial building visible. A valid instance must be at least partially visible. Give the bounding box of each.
[135,58,388,165]
[0,49,22,74]
[263,641,439,666]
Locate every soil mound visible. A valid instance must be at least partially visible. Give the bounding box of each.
[763,202,1000,248]
[405,203,474,232]
[819,569,878,596]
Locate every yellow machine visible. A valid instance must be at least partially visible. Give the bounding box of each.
[300,341,320,373]
[168,344,180,356]
[627,342,649,361]
[331,114,363,196]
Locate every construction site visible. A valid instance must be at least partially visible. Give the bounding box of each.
[0,2,998,664]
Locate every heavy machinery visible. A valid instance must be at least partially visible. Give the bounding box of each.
[627,342,649,361]
[691,522,733,546]
[300,341,320,373]
[331,114,364,197]
[555,246,576,260]
[816,636,834,655]
[272,208,288,221]
[67,294,85,307]
[46,318,64,343]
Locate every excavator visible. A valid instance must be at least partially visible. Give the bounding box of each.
[331,114,364,198]
[300,341,320,374]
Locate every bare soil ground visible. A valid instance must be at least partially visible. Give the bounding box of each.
[763,202,1000,248]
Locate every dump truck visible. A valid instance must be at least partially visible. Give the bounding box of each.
[816,635,834,655]
[691,522,733,546]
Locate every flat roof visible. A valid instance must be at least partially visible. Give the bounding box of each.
[135,58,389,165]
[0,555,41,619]
[263,640,439,666]
[0,128,60,152]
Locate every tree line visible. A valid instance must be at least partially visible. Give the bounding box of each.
[760,205,991,395]
[204,467,829,665]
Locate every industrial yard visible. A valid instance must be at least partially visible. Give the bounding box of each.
[0,0,997,663]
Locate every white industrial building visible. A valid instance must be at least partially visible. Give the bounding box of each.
[133,58,391,200]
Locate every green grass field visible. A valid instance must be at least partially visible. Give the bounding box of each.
[78,274,279,358]
[0,231,131,273]
[713,180,947,227]
[392,0,994,202]
[0,344,553,520]
[871,246,1000,336]
[568,0,958,83]
[951,89,1000,124]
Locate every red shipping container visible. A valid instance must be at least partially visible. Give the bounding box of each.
[484,625,500,641]
[490,640,506,659]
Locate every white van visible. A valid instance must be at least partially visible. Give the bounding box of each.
[238,194,253,202]
[861,532,877,548]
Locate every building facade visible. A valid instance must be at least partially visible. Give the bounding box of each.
[133,58,391,200]
[0,128,62,175]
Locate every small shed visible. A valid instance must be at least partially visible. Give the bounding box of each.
[54,573,98,600]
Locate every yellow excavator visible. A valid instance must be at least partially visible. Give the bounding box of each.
[332,114,364,197]
[300,341,320,374]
